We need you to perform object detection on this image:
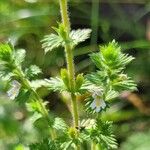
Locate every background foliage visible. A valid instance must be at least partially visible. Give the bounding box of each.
[0,0,150,149]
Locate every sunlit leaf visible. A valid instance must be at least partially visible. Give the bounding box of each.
[70,29,92,46]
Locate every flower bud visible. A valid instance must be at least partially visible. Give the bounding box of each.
[68,127,77,139]
[60,68,70,90]
[75,73,84,91]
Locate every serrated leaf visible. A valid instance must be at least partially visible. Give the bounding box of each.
[0,69,14,81]
[90,52,105,70]
[0,43,13,62]
[60,68,70,90]
[53,117,68,131]
[42,27,91,53]
[86,72,106,86]
[25,65,42,79]
[26,100,48,113]
[87,119,118,149]
[105,90,119,101]
[90,40,135,71]
[70,29,91,46]
[75,73,84,91]
[29,112,42,124]
[15,88,31,104]
[61,141,72,150]
[14,49,26,66]
[45,77,66,92]
[30,79,50,90]
[30,138,60,150]
[112,78,137,91]
[41,34,64,53]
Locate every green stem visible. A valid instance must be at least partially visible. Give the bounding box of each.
[91,141,96,150]
[59,1,80,149]
[59,0,79,128]
[59,0,71,32]
[15,67,56,139]
[71,93,79,128]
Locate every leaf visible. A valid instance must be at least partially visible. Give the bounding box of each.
[45,77,66,92]
[61,141,72,150]
[29,112,43,124]
[0,43,13,62]
[90,52,105,70]
[53,23,68,41]
[119,53,134,67]
[41,34,64,53]
[105,90,119,101]
[75,73,84,91]
[80,119,96,129]
[14,49,26,66]
[0,69,14,81]
[86,72,106,86]
[112,77,137,91]
[53,117,68,132]
[30,79,50,90]
[15,88,31,104]
[88,119,118,149]
[30,138,60,150]
[25,65,42,79]
[90,40,135,71]
[26,101,48,114]
[42,26,91,53]
[60,68,70,90]
[70,29,91,46]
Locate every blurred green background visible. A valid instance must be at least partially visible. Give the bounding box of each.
[0,0,150,149]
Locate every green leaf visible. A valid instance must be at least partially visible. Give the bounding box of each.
[105,90,119,101]
[30,138,60,150]
[29,112,43,124]
[45,77,66,92]
[70,29,91,46]
[26,100,48,114]
[0,69,14,81]
[53,117,68,132]
[15,88,31,104]
[61,141,72,150]
[25,65,42,79]
[14,144,29,150]
[80,119,96,129]
[0,43,13,62]
[75,73,84,92]
[14,49,26,66]
[30,79,50,90]
[60,68,70,90]
[53,23,68,41]
[90,52,105,70]
[112,76,137,91]
[42,27,92,53]
[88,119,118,149]
[90,40,134,71]
[41,34,64,53]
[86,72,107,87]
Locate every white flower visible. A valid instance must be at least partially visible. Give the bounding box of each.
[90,89,106,112]
[91,88,102,98]
[7,80,21,100]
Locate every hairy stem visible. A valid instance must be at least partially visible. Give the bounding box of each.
[59,1,80,149]
[16,67,56,139]
[91,141,97,150]
[59,0,70,32]
[59,0,79,128]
